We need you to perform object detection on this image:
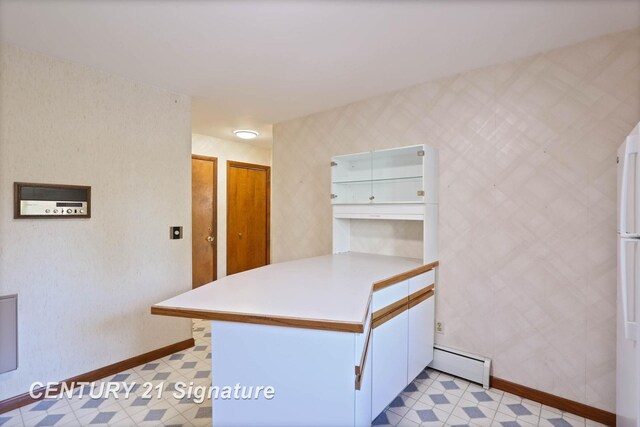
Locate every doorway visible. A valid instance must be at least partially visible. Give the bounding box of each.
[192,155,217,288]
[227,161,270,275]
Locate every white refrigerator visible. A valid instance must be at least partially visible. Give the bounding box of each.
[617,121,640,427]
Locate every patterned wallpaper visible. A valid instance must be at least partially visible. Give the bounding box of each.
[272,28,640,411]
[0,44,193,400]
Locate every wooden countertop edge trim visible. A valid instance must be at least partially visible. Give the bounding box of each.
[152,260,439,333]
[372,261,439,291]
[371,283,436,329]
[150,306,364,333]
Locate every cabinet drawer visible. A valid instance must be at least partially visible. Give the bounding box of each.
[408,269,435,294]
[372,280,408,312]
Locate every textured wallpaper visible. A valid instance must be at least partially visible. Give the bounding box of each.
[272,28,640,411]
[0,45,193,400]
[192,133,272,278]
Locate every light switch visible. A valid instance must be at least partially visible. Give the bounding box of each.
[170,226,183,240]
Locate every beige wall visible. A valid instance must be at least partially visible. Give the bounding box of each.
[0,45,193,400]
[272,28,640,411]
[192,134,271,278]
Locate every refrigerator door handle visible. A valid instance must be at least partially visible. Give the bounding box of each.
[621,135,640,237]
[620,238,639,342]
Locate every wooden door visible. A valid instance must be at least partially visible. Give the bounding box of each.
[192,155,217,288]
[227,161,270,275]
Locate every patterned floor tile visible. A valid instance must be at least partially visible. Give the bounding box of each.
[387,395,417,418]
[3,319,600,427]
[418,392,457,415]
[396,417,420,427]
[493,409,538,427]
[447,413,473,426]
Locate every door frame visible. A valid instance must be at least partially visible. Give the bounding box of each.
[192,154,218,288]
[226,160,271,274]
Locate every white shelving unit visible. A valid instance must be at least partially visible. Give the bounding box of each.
[331,144,438,264]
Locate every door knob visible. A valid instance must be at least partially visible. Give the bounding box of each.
[207,236,214,243]
[238,233,243,238]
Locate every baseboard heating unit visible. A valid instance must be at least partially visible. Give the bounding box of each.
[429,345,491,389]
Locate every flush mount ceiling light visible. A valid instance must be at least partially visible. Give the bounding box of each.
[233,130,259,140]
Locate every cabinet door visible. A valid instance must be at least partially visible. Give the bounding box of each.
[371,145,424,204]
[408,296,435,382]
[331,152,372,204]
[371,310,409,420]
[355,333,372,427]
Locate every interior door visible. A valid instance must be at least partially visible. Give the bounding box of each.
[227,161,270,275]
[192,155,217,288]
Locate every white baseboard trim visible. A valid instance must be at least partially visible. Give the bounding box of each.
[429,345,491,389]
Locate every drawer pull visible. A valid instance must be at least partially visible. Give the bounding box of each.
[408,284,435,309]
[372,297,409,329]
[355,325,372,390]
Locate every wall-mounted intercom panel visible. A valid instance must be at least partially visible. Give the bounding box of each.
[14,182,91,219]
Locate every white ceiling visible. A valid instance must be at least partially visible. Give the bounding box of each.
[1,1,639,147]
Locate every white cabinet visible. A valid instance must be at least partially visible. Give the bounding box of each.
[331,143,439,264]
[355,334,372,427]
[329,143,439,421]
[331,151,373,204]
[371,309,409,419]
[408,296,435,382]
[370,272,436,420]
[331,145,435,205]
[372,146,425,204]
[409,270,435,294]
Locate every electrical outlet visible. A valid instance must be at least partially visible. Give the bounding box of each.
[436,321,444,334]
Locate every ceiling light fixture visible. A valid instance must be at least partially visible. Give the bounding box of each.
[233,130,259,140]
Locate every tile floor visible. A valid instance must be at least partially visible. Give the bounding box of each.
[0,320,610,427]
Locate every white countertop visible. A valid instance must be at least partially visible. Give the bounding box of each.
[152,252,423,331]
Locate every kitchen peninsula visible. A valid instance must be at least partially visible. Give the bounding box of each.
[152,252,437,426]
[153,144,439,426]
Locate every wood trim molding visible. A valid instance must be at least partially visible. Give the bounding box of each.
[490,376,616,427]
[408,285,435,309]
[355,325,372,377]
[373,261,439,291]
[151,306,364,333]
[152,262,438,333]
[191,154,217,162]
[0,338,195,415]
[372,297,409,322]
[371,298,409,329]
[361,294,372,325]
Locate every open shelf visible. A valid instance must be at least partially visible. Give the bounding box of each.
[331,144,439,265]
[332,176,423,185]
